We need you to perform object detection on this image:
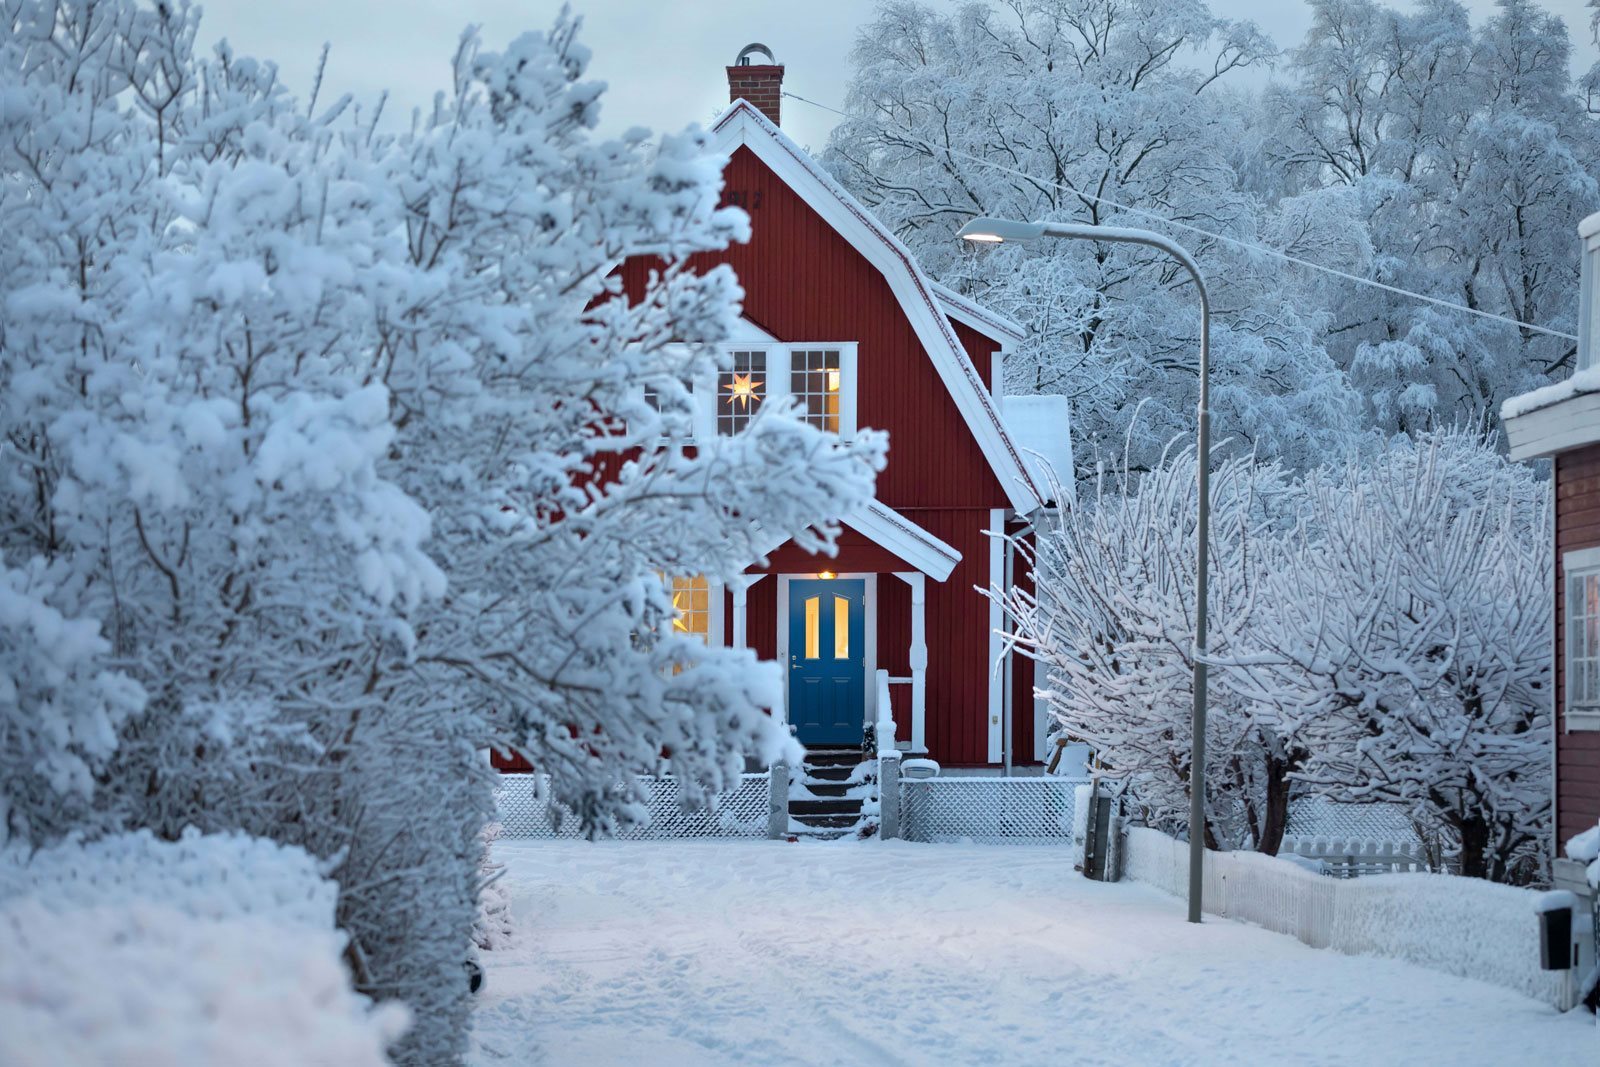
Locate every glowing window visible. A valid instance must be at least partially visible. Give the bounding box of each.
[804,595,820,659]
[671,575,710,643]
[717,350,766,435]
[833,596,850,658]
[790,349,841,432]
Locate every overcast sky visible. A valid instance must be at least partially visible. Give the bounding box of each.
[199,1,1597,153]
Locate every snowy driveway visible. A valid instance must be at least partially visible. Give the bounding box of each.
[469,840,1595,1067]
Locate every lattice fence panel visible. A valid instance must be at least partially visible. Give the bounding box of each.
[899,778,1090,844]
[495,774,769,839]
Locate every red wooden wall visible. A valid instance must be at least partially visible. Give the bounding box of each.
[1557,443,1600,844]
[612,143,1027,766]
[617,146,1011,512]
[728,508,1000,765]
[951,318,998,393]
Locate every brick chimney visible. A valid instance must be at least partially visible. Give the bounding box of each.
[728,43,783,126]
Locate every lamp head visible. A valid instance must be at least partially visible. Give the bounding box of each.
[957,217,1047,244]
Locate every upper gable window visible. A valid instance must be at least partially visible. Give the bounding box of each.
[790,349,842,432]
[697,343,856,439]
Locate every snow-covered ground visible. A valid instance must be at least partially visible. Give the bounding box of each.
[470,840,1596,1066]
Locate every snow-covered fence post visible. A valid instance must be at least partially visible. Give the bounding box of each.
[767,762,789,839]
[875,670,901,840]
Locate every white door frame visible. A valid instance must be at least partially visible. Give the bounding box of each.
[775,572,878,737]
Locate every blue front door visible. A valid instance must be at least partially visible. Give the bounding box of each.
[788,578,866,746]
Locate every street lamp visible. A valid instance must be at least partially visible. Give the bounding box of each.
[958,216,1212,925]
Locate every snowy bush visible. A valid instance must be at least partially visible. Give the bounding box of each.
[0,1,881,1060]
[0,830,407,1066]
[1254,430,1551,882]
[0,556,145,844]
[1001,446,1307,852]
[1005,429,1550,878]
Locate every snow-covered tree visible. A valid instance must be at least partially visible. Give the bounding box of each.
[1249,430,1551,882]
[998,446,1307,852]
[1,1,882,1059]
[1003,429,1550,878]
[827,0,1363,479]
[1263,0,1599,435]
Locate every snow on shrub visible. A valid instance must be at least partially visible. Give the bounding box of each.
[0,830,407,1066]
[2,0,880,1060]
[1003,429,1550,880]
[1568,822,1600,890]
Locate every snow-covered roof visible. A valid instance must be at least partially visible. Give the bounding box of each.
[750,498,961,581]
[711,99,1043,512]
[1001,395,1075,506]
[1500,366,1600,460]
[1500,365,1600,421]
[929,281,1026,343]
[1579,210,1600,240]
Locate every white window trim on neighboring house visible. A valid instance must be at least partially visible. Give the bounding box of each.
[697,341,859,441]
[1567,545,1600,731]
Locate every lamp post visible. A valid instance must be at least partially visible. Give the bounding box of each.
[957,217,1212,924]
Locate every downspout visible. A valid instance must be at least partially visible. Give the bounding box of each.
[1002,519,1016,777]
[1550,459,1559,868]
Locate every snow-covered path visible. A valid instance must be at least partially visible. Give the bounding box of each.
[469,840,1595,1066]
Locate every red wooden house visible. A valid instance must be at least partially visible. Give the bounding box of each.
[615,56,1069,770]
[1502,211,1600,857]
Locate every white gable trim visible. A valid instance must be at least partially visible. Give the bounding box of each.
[751,499,961,582]
[930,280,1026,343]
[712,100,1043,512]
[728,316,779,343]
[847,500,960,581]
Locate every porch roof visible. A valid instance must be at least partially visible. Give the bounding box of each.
[752,500,961,582]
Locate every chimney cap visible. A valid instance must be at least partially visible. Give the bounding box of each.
[735,43,777,66]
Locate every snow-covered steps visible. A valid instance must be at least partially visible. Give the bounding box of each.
[787,748,877,838]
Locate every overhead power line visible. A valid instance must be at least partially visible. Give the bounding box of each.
[781,89,1578,344]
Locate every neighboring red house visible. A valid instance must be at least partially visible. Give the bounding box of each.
[609,57,1069,770]
[1502,211,1600,853]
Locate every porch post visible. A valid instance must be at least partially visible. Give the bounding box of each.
[732,581,749,650]
[896,571,928,754]
[730,573,765,651]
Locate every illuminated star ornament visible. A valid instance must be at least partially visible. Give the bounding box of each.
[723,372,762,410]
[672,591,690,632]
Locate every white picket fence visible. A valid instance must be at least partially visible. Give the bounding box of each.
[1280,835,1428,877]
[1120,826,1568,1008]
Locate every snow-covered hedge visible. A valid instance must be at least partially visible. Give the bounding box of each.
[0,830,406,1066]
[1122,827,1567,1007]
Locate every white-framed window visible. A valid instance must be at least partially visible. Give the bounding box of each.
[1568,547,1600,730]
[697,343,857,440]
[671,574,711,642]
[717,350,768,435]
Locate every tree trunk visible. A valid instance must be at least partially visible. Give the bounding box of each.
[1257,758,1291,857]
[1457,816,1490,879]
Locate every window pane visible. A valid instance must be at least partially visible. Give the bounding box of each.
[833,595,849,659]
[717,350,766,435]
[1572,573,1600,705]
[804,596,820,659]
[672,575,710,643]
[790,349,841,432]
